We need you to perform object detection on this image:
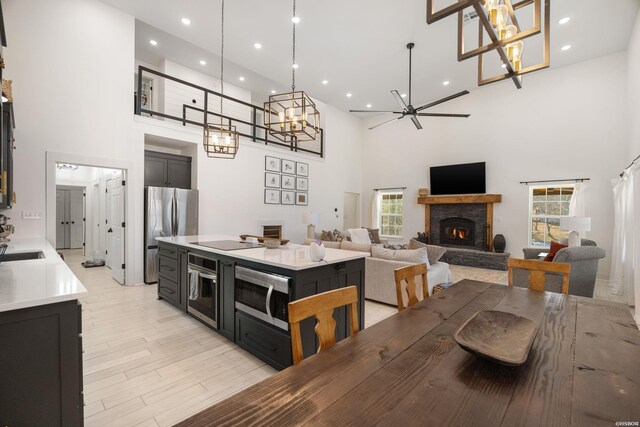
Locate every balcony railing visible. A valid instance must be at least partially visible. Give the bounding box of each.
[135,65,324,158]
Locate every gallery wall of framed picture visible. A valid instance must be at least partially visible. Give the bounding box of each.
[264,155,309,206]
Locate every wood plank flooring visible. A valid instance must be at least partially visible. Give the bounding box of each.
[62,249,629,426]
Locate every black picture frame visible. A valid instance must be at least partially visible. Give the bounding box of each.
[265,172,281,188]
[281,190,295,205]
[265,189,281,204]
[281,159,295,174]
[296,161,309,176]
[296,177,308,191]
[265,156,281,172]
[296,192,308,206]
[281,174,296,190]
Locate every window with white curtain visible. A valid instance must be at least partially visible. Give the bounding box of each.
[528,184,575,246]
[378,191,403,238]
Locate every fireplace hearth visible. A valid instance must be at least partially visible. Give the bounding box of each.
[440,217,475,247]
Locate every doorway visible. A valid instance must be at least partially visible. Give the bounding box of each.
[55,163,127,285]
[343,192,360,230]
[56,185,85,250]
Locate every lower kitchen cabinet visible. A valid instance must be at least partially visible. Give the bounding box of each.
[219,259,236,341]
[158,247,188,311]
[236,311,292,370]
[0,300,83,426]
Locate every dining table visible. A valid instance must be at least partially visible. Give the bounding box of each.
[177,279,640,426]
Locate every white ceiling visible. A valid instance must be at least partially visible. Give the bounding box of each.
[104,0,639,113]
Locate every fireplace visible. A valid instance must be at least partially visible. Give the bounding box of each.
[439,217,475,247]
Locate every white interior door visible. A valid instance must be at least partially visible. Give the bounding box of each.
[105,176,113,268]
[69,188,85,249]
[91,182,101,259]
[343,192,360,230]
[109,171,126,284]
[56,189,67,249]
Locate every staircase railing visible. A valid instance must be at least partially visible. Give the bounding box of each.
[135,65,324,158]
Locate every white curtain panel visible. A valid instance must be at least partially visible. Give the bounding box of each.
[609,163,639,309]
[569,182,588,236]
[371,191,382,228]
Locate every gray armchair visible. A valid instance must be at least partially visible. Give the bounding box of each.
[518,239,605,297]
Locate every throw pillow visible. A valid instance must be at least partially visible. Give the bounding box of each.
[407,239,447,265]
[333,229,347,242]
[348,228,372,244]
[340,241,372,253]
[364,227,382,244]
[543,241,567,262]
[371,246,430,268]
[384,243,407,250]
[320,230,335,241]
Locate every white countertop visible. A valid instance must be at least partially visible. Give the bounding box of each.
[157,234,369,271]
[0,238,88,312]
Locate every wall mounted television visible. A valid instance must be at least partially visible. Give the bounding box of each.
[429,162,486,195]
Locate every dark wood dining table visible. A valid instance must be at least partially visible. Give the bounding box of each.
[178,280,640,426]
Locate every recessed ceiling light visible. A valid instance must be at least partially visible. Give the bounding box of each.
[366,104,372,108]
[271,90,276,94]
[239,76,245,81]
[292,63,299,69]
[322,80,328,85]
[346,93,352,98]
[401,93,407,98]
[181,17,191,25]
[199,60,206,66]
[558,17,570,25]
[442,80,450,86]
[254,42,262,49]
[149,39,158,46]
[561,44,572,51]
[292,16,300,24]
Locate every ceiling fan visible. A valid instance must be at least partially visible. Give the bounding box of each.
[350,43,471,130]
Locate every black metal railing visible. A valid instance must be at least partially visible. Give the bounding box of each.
[135,66,324,158]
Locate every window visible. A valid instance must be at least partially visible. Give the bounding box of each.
[379,192,403,237]
[528,185,574,246]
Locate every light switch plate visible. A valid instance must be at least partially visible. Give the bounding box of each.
[22,211,43,220]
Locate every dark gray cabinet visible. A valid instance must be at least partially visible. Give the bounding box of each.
[157,245,188,311]
[0,102,14,209]
[219,260,236,341]
[0,300,83,426]
[144,150,192,189]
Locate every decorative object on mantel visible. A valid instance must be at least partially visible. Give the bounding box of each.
[350,43,470,130]
[263,155,309,205]
[239,235,289,245]
[425,0,550,89]
[2,78,12,102]
[559,217,591,247]
[302,212,320,239]
[264,0,320,143]
[454,310,538,366]
[493,233,506,253]
[308,239,325,261]
[202,0,239,159]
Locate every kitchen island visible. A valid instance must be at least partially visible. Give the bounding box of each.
[156,235,368,369]
[0,238,88,426]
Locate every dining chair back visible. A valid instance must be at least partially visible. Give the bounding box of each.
[394,263,429,312]
[288,286,359,365]
[508,258,571,295]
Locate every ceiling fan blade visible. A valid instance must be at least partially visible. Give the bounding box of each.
[411,116,423,130]
[391,90,408,111]
[349,110,404,114]
[368,116,402,130]
[415,90,470,112]
[416,113,471,118]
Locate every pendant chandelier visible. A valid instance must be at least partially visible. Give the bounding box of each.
[426,0,550,89]
[203,0,239,159]
[264,0,320,143]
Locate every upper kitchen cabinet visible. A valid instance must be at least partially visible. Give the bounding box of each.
[144,150,192,189]
[1,101,14,209]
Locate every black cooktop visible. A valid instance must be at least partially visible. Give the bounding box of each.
[192,240,262,251]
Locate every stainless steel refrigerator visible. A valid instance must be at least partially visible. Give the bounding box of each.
[144,187,198,284]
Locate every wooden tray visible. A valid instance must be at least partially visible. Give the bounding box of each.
[454,310,538,366]
[239,235,289,245]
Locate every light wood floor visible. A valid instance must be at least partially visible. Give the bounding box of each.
[64,249,626,426]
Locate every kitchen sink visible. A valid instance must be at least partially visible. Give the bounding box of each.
[0,251,46,262]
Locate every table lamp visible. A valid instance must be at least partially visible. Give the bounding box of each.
[559,217,591,247]
[302,213,320,239]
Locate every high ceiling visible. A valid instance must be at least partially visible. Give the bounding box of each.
[103,0,639,113]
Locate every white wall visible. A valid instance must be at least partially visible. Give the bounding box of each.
[361,52,629,278]
[628,11,640,159]
[3,0,142,284]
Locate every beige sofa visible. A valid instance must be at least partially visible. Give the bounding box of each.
[303,239,453,307]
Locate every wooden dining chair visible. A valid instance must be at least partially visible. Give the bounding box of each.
[288,286,359,365]
[394,263,429,312]
[508,258,571,295]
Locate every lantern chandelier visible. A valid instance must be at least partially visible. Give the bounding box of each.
[203,0,239,159]
[264,0,320,143]
[426,0,550,89]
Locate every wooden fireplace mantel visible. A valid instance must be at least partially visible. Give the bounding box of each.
[417,194,502,251]
[417,194,502,205]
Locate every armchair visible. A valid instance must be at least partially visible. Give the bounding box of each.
[518,239,605,297]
